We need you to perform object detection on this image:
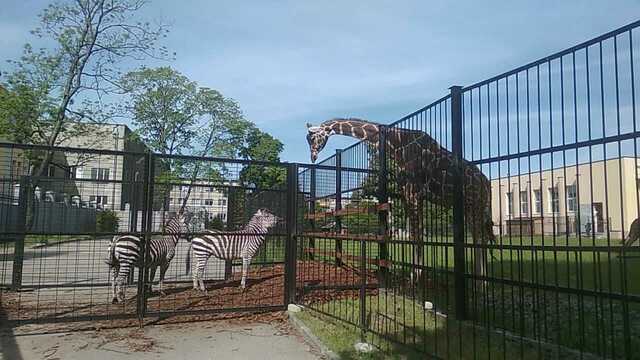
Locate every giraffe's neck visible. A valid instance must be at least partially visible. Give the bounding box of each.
[321,118,380,144]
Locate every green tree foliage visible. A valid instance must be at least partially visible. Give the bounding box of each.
[206,214,225,231]
[120,67,199,156]
[96,209,119,232]
[239,128,286,189]
[1,0,168,172]
[0,0,168,229]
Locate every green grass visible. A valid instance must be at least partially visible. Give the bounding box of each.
[297,235,640,358]
[300,235,640,294]
[296,294,577,359]
[24,234,94,247]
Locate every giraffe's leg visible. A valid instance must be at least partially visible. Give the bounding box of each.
[158,263,169,296]
[240,257,250,290]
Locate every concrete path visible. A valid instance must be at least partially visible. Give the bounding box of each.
[0,238,225,287]
[0,321,321,360]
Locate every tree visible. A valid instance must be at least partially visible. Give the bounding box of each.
[2,0,169,171]
[120,67,199,156]
[1,0,168,230]
[120,68,261,214]
[239,128,286,189]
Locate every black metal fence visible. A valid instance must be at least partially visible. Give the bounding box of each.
[0,142,296,327]
[294,20,640,359]
[2,19,640,360]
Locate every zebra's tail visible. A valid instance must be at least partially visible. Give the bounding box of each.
[185,242,192,275]
[105,236,118,266]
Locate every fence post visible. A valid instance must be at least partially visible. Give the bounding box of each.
[12,176,29,290]
[136,152,155,324]
[450,85,467,321]
[359,237,368,341]
[334,150,343,267]
[309,167,316,260]
[284,163,298,305]
[377,125,389,286]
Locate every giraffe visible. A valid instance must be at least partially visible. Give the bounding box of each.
[306,118,495,280]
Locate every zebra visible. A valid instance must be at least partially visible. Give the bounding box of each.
[186,209,280,292]
[106,212,191,303]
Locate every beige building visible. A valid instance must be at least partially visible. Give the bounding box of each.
[490,157,640,239]
[168,181,228,223]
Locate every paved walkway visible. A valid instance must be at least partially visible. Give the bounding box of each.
[0,238,225,287]
[0,321,320,360]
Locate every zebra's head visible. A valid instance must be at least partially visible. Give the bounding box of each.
[167,211,192,241]
[254,208,280,229]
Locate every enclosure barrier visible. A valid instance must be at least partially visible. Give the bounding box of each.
[1,19,640,360]
[294,19,640,359]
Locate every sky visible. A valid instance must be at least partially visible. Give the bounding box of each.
[1,0,640,164]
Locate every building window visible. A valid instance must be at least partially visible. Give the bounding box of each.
[206,187,213,193]
[549,187,559,213]
[217,199,227,206]
[91,168,110,180]
[11,160,22,178]
[505,192,513,216]
[566,184,577,212]
[520,191,529,216]
[47,165,56,177]
[68,166,77,179]
[533,189,542,214]
[89,195,108,205]
[191,198,200,205]
[204,199,213,206]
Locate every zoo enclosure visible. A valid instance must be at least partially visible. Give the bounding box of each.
[295,20,640,359]
[0,18,639,360]
[0,142,302,324]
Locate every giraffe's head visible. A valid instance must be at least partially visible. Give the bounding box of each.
[306,123,331,163]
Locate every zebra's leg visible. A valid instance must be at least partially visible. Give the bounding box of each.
[198,256,209,294]
[110,264,119,304]
[148,266,157,295]
[158,263,170,296]
[240,257,250,290]
[191,255,199,290]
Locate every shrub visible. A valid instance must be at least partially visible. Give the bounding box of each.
[97,209,119,232]
[206,214,225,230]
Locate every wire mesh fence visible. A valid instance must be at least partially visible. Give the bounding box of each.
[0,143,295,327]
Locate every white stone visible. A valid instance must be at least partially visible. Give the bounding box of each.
[424,301,434,310]
[287,304,302,313]
[354,342,375,353]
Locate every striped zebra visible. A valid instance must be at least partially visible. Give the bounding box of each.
[186,209,280,292]
[106,212,191,303]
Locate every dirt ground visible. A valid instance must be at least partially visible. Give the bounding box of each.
[0,312,322,360]
[1,260,376,325]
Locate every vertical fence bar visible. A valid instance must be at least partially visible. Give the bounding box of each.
[335,150,343,267]
[11,176,29,290]
[377,125,389,285]
[136,152,154,324]
[284,163,298,305]
[450,85,467,321]
[309,167,316,260]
